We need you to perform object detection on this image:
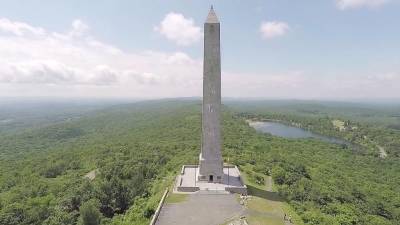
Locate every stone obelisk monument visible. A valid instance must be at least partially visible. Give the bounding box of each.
[198,6,224,183]
[176,7,246,194]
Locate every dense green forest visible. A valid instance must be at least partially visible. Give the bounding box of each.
[0,100,399,224]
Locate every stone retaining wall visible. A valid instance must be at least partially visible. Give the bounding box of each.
[181,165,198,175]
[225,186,247,195]
[177,186,200,192]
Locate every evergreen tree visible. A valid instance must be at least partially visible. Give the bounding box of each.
[78,199,101,225]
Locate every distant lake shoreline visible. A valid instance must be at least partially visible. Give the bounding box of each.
[247,120,351,146]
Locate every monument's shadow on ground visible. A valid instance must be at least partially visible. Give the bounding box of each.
[247,185,284,202]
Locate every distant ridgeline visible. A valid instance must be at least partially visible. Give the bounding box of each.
[0,99,399,224]
[228,100,400,158]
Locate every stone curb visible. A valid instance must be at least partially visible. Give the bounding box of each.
[149,188,169,225]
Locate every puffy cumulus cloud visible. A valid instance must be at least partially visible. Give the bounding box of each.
[0,18,45,36]
[154,12,202,46]
[259,21,289,39]
[0,61,119,85]
[336,0,389,10]
[0,17,399,99]
[88,65,118,85]
[69,19,90,37]
[0,60,79,84]
[165,52,195,65]
[0,17,204,97]
[126,71,162,85]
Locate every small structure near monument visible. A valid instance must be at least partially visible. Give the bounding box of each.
[176,6,247,195]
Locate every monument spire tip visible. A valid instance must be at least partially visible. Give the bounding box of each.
[206,5,219,23]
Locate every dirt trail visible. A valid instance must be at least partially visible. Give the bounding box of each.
[266,176,272,191]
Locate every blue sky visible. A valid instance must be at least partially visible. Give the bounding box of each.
[0,0,399,99]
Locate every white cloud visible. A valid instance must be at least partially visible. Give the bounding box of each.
[165,52,195,65]
[0,61,119,85]
[69,19,89,37]
[0,18,45,36]
[336,0,389,10]
[154,12,202,46]
[126,71,163,85]
[0,18,121,86]
[0,17,399,99]
[260,21,289,39]
[89,65,118,85]
[0,17,203,97]
[0,60,79,84]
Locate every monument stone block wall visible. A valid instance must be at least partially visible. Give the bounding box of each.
[198,7,224,183]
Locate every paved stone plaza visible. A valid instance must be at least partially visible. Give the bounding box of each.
[181,166,242,189]
[156,193,244,225]
[176,165,247,194]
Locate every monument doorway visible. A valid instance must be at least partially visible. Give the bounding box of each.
[209,175,214,182]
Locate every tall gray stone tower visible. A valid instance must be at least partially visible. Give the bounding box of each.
[198,6,224,183]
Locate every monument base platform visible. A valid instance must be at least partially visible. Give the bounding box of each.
[175,165,247,195]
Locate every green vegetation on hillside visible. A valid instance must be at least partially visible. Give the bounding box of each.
[0,100,201,225]
[227,101,400,224]
[165,193,188,204]
[0,100,399,225]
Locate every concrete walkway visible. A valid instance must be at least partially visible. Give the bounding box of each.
[156,193,244,225]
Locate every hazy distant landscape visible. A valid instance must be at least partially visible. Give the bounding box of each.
[0,99,399,224]
[0,98,139,135]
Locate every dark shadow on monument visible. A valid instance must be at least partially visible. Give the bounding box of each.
[246,184,284,202]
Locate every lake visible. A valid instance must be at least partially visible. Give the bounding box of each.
[248,121,350,145]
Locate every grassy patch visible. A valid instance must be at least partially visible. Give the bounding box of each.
[165,193,188,204]
[240,164,266,190]
[238,164,303,225]
[247,214,284,225]
[282,202,304,225]
[332,119,345,131]
[247,196,281,214]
